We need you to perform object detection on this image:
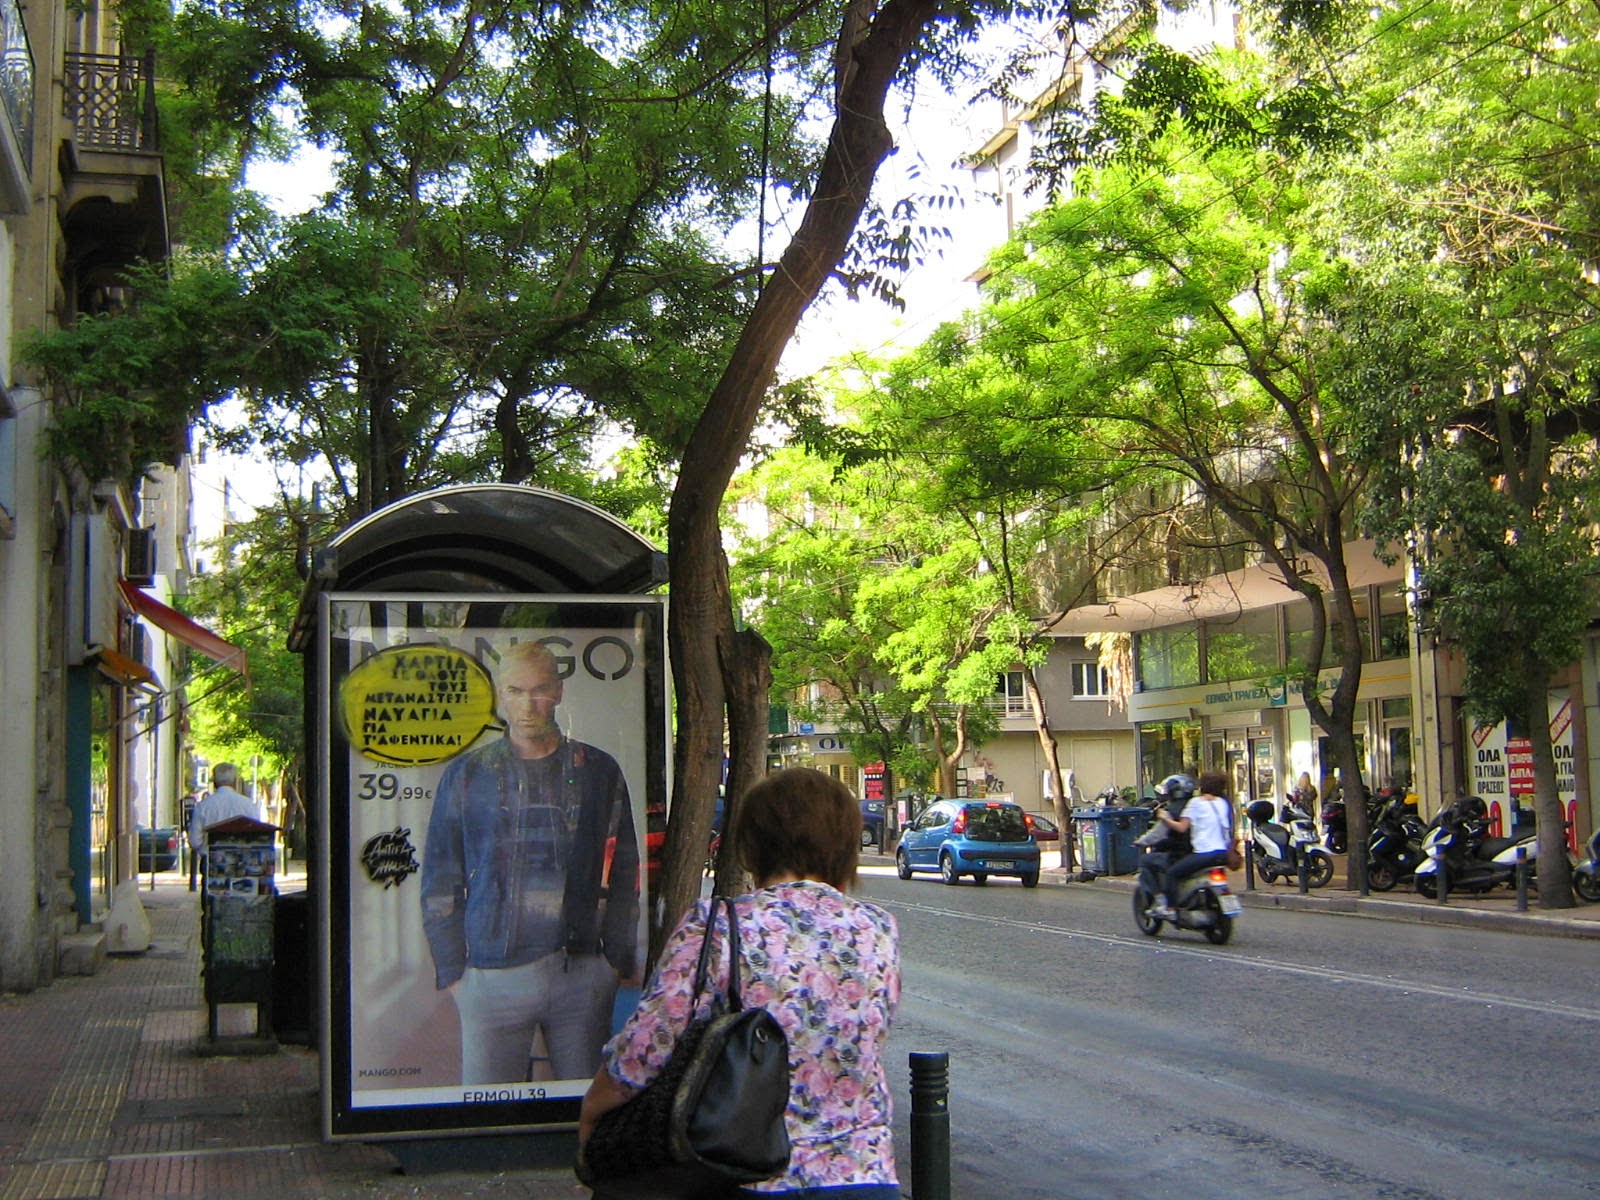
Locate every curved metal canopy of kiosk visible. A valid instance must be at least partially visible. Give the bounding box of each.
[288,484,666,651]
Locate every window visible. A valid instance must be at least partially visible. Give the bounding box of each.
[1136,626,1200,690]
[1205,608,1279,682]
[1071,661,1109,698]
[994,670,1027,716]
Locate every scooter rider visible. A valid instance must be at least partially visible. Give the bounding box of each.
[1150,771,1234,919]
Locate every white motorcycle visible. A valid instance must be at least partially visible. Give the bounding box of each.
[1245,798,1335,888]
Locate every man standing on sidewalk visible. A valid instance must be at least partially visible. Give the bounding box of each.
[187,762,260,860]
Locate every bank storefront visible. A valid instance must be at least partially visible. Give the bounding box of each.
[1125,659,1416,814]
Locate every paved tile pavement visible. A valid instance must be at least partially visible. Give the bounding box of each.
[0,872,587,1200]
[4,856,1594,1200]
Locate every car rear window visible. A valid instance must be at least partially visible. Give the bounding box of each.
[963,804,1029,841]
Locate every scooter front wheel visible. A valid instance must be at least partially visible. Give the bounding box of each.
[1416,873,1439,899]
[1306,852,1335,888]
[1367,860,1398,892]
[1573,869,1600,904]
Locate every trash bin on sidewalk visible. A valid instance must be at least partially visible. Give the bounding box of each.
[272,890,313,1045]
[1071,807,1108,874]
[1072,806,1153,875]
[1102,807,1152,874]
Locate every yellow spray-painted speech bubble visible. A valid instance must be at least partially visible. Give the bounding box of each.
[339,645,499,767]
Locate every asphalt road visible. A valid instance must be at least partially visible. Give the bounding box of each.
[860,866,1600,1200]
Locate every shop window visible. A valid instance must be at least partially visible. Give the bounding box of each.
[1138,718,1203,792]
[1204,607,1279,682]
[1136,625,1200,690]
[1377,589,1409,660]
[1286,592,1371,670]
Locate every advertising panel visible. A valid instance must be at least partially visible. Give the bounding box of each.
[319,594,667,1139]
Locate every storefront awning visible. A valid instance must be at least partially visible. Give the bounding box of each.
[117,579,249,677]
[89,644,164,693]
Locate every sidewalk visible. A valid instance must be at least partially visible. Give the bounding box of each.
[0,871,587,1200]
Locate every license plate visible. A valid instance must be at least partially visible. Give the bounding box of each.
[1219,894,1242,916]
[983,860,1015,870]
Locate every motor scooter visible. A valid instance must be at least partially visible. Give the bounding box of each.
[1131,811,1240,944]
[1413,796,1538,898]
[1246,798,1334,887]
[1572,827,1600,903]
[1365,793,1427,892]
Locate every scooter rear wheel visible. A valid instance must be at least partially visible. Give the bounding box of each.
[1132,886,1162,936]
[1367,860,1398,892]
[1574,870,1600,904]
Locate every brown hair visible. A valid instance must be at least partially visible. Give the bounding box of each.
[731,768,860,890]
[1198,770,1229,798]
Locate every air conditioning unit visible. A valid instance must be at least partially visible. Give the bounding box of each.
[125,527,156,584]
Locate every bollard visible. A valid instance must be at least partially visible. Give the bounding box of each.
[909,1051,951,1200]
[1436,847,1449,905]
[1514,845,1528,911]
[1244,839,1255,891]
[1297,850,1309,895]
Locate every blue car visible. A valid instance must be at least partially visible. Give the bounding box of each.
[895,798,1041,887]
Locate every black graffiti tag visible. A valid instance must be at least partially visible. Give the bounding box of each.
[361,827,420,888]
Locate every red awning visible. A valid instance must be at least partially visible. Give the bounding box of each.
[117,579,249,677]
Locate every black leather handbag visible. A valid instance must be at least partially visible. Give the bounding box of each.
[576,896,791,1199]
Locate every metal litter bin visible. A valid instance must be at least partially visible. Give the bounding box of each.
[1071,807,1109,874]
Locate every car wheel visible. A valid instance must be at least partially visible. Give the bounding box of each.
[939,852,960,885]
[861,827,875,847]
[1020,870,1040,889]
[1133,885,1161,935]
[972,872,988,886]
[895,848,913,881]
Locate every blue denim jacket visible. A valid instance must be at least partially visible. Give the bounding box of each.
[420,736,639,988]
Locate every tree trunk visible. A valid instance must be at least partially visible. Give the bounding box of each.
[712,625,772,898]
[1525,675,1575,908]
[1023,663,1075,872]
[657,0,944,955]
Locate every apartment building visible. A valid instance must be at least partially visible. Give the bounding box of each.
[0,1,235,990]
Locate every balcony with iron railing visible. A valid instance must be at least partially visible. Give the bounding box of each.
[63,50,158,152]
[0,0,32,213]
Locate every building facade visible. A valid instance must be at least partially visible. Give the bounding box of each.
[0,0,207,990]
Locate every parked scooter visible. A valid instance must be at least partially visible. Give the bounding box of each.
[1246,798,1335,887]
[1413,796,1538,898]
[1572,827,1600,903]
[1131,781,1240,945]
[1365,792,1427,892]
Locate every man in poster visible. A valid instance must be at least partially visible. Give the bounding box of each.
[421,640,641,1085]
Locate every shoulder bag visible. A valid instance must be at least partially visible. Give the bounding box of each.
[1222,799,1244,871]
[575,895,791,1200]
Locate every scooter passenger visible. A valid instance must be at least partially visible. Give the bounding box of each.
[1150,770,1234,919]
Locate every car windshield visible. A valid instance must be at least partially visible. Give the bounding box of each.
[964,804,1029,842]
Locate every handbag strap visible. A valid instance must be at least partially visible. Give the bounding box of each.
[690,895,745,1013]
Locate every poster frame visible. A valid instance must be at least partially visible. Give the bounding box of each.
[316,591,669,1142]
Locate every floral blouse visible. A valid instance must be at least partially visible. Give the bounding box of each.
[600,880,901,1192]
